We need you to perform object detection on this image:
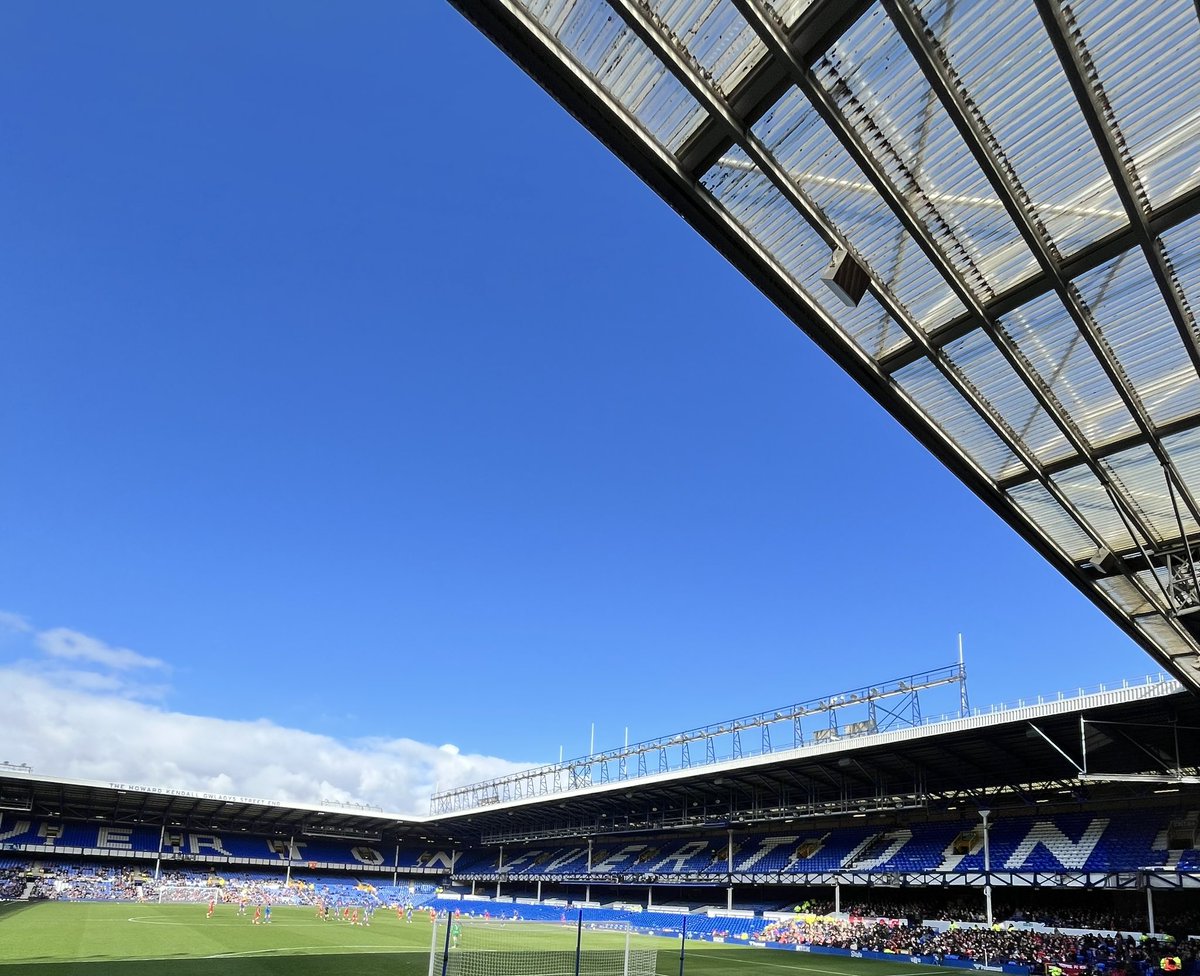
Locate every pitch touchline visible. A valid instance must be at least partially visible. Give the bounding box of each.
[692,953,961,976]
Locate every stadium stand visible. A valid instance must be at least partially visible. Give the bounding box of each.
[454,810,1200,879]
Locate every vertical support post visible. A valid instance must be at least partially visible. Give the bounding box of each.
[586,884,591,903]
[497,845,503,899]
[834,881,840,914]
[471,880,476,896]
[285,835,294,886]
[1080,717,1088,776]
[727,885,733,911]
[1147,884,1156,935]
[959,634,969,717]
[154,822,166,881]
[440,904,454,976]
[648,885,652,909]
[624,923,631,976]
[575,908,584,976]
[537,879,542,902]
[428,911,439,976]
[394,843,400,887]
[678,913,687,976]
[980,809,993,927]
[587,839,593,872]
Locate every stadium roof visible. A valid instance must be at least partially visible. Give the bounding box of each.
[433,680,1200,841]
[0,772,452,843]
[448,0,1200,691]
[3,683,1196,845]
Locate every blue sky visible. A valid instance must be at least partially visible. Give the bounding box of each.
[0,2,1163,811]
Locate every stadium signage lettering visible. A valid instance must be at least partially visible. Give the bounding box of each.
[106,783,281,807]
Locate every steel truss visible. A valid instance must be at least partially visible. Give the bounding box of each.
[431,664,965,814]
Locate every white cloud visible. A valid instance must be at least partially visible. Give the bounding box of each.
[0,668,530,815]
[35,627,166,671]
[0,610,33,633]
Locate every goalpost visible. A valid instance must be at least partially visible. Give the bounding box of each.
[430,914,657,976]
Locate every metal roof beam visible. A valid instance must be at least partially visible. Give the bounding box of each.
[731,0,1177,620]
[885,0,1200,542]
[880,180,1200,374]
[998,409,1200,491]
[676,0,875,177]
[883,0,1200,674]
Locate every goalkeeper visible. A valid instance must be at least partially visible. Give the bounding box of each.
[452,920,462,948]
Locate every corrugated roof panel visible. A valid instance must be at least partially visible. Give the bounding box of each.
[942,329,1073,470]
[893,357,1022,479]
[773,0,818,29]
[701,146,910,359]
[1100,440,1196,545]
[813,3,1040,296]
[1096,572,1163,617]
[915,0,1128,257]
[1068,0,1200,211]
[1007,480,1096,561]
[1163,424,1200,520]
[1001,290,1138,448]
[519,0,709,153]
[1073,250,1200,428]
[643,0,769,94]
[752,88,966,330]
[1053,463,1138,554]
[1161,213,1200,333]
[1135,617,1200,673]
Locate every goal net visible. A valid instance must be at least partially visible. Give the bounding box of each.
[157,885,221,904]
[430,915,657,976]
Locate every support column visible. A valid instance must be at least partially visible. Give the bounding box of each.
[647,885,652,909]
[285,835,294,886]
[471,880,476,896]
[834,881,840,914]
[394,844,400,887]
[154,822,166,881]
[726,886,733,911]
[980,809,993,927]
[537,879,542,903]
[1147,885,1156,935]
[585,884,591,903]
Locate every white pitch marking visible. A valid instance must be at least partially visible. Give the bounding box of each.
[693,952,960,976]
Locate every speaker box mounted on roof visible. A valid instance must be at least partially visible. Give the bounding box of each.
[821,248,868,308]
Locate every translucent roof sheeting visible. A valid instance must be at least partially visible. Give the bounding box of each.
[451,0,1200,691]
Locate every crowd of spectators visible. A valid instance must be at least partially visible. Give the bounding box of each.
[778,893,1199,939]
[0,867,25,899]
[753,917,1200,974]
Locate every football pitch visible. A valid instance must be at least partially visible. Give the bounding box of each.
[0,903,959,976]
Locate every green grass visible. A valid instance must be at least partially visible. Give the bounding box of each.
[0,903,959,976]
